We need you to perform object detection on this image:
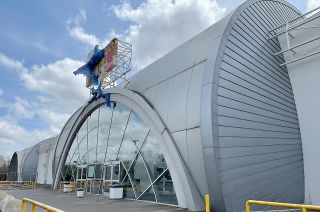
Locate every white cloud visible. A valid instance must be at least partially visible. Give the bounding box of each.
[307,0,320,11]
[21,58,88,113]
[0,89,3,96]
[66,9,100,47]
[66,8,87,26]
[69,26,100,47]
[0,53,27,73]
[9,97,34,120]
[0,118,55,156]
[0,53,90,155]
[112,0,226,68]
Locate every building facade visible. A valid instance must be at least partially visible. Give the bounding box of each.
[8,0,320,211]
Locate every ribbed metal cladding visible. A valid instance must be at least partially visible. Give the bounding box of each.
[21,145,39,181]
[214,1,304,211]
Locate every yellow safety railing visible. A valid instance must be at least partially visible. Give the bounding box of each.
[59,181,76,194]
[0,181,36,189]
[21,198,64,212]
[246,200,320,212]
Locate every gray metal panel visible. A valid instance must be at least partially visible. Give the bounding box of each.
[21,144,39,181]
[7,153,18,181]
[207,0,304,211]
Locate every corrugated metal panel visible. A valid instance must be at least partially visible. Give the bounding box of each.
[214,1,304,211]
[21,145,39,181]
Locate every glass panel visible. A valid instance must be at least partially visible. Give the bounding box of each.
[99,106,112,126]
[123,175,135,199]
[139,186,156,202]
[87,108,99,131]
[95,164,103,179]
[140,133,167,181]
[153,169,177,205]
[77,120,88,148]
[106,127,122,160]
[87,128,98,163]
[96,146,106,163]
[105,166,111,180]
[82,167,87,179]
[128,154,152,197]
[125,112,150,149]
[77,168,81,179]
[87,165,94,178]
[112,165,120,181]
[97,125,109,149]
[117,134,138,170]
[111,104,130,131]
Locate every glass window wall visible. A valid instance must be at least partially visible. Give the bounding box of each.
[61,102,177,205]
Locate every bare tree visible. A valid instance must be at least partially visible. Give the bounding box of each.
[0,155,11,181]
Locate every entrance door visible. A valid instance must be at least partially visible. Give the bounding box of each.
[76,165,87,191]
[86,164,103,195]
[103,161,121,193]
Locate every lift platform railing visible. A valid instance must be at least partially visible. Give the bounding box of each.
[268,6,320,39]
[246,200,320,212]
[21,198,64,212]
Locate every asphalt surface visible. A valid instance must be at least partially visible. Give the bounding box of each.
[6,187,188,212]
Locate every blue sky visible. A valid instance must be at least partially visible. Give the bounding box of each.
[0,0,313,156]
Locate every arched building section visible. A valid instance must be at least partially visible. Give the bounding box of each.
[7,152,18,181]
[37,136,58,184]
[53,89,203,211]
[21,145,39,181]
[203,0,304,211]
[61,101,179,205]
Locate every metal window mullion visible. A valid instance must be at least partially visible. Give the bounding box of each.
[137,168,169,201]
[86,119,89,163]
[95,108,101,162]
[117,110,132,156]
[118,159,138,199]
[120,130,150,184]
[136,151,157,202]
[104,107,114,162]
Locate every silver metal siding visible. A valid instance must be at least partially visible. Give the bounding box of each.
[214,1,304,211]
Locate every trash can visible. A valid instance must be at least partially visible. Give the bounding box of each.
[63,184,71,193]
[76,188,84,198]
[109,184,123,199]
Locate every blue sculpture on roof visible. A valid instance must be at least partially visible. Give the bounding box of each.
[73,45,112,107]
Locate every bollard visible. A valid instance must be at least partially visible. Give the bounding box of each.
[205,194,210,212]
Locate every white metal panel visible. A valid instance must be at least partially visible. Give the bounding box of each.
[187,62,205,129]
[167,68,193,132]
[152,78,174,124]
[171,130,189,170]
[278,14,320,205]
[142,86,158,106]
[187,127,209,196]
